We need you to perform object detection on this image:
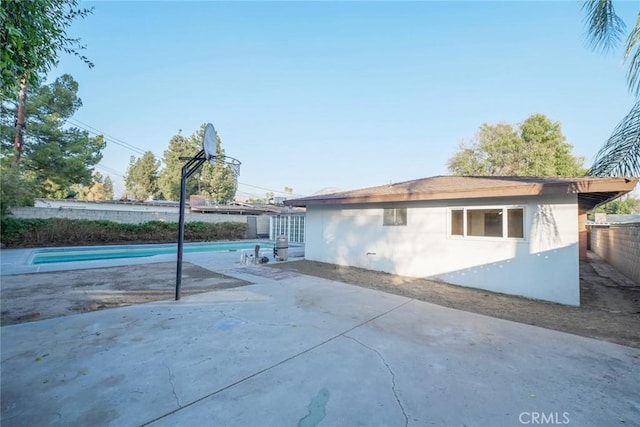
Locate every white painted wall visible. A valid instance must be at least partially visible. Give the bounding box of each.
[304,194,580,305]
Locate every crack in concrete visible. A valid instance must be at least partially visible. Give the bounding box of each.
[343,335,409,427]
[214,308,307,329]
[163,362,181,409]
[214,309,251,323]
[140,299,413,426]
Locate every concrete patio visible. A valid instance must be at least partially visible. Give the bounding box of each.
[1,251,639,426]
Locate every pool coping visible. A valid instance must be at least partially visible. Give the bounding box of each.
[0,240,304,276]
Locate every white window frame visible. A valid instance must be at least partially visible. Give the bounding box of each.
[448,206,525,240]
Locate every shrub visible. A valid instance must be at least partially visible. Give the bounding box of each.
[0,166,35,216]
[0,217,48,245]
[0,218,248,248]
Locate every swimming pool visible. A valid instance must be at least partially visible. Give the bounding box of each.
[29,240,277,265]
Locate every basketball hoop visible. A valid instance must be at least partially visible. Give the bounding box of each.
[175,122,242,300]
[222,156,241,179]
[202,123,241,181]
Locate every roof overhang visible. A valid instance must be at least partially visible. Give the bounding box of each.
[286,176,639,213]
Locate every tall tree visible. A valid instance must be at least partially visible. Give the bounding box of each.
[103,175,114,200]
[158,131,200,201]
[0,74,105,198]
[1,0,93,164]
[197,126,238,203]
[582,1,640,176]
[125,152,160,201]
[448,114,584,176]
[70,171,113,201]
[159,125,238,202]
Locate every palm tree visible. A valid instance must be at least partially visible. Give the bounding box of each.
[583,0,640,177]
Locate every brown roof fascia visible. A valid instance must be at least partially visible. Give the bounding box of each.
[286,177,639,207]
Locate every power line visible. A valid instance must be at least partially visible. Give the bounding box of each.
[66,118,147,156]
[96,163,125,177]
[4,99,146,156]
[67,117,148,155]
[237,181,306,197]
[69,119,306,197]
[5,104,307,198]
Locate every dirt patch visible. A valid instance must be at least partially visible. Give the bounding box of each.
[0,262,251,326]
[269,252,640,348]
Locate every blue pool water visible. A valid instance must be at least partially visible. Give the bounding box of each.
[30,241,276,265]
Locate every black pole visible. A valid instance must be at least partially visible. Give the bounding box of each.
[176,149,207,300]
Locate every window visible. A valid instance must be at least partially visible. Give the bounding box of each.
[451,209,463,236]
[383,208,407,226]
[450,207,524,239]
[507,208,524,238]
[467,209,503,237]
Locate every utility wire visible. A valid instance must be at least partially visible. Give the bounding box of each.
[237,181,306,197]
[68,119,308,197]
[67,117,148,155]
[5,103,307,198]
[96,163,125,177]
[66,118,147,156]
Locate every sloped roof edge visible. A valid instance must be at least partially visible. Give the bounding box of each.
[285,176,639,212]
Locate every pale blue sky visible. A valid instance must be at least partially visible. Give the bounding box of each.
[53,1,637,199]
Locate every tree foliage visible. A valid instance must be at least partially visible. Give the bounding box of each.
[125,152,160,201]
[0,74,105,198]
[583,0,640,97]
[71,171,114,201]
[0,161,35,215]
[198,126,238,204]
[593,197,640,214]
[103,175,114,200]
[159,125,237,202]
[588,102,640,176]
[448,114,585,176]
[0,0,93,98]
[158,131,200,201]
[583,1,640,176]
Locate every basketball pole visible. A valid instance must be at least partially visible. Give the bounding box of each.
[176,149,208,300]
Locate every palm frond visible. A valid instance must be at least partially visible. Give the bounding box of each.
[588,101,640,177]
[624,14,640,98]
[582,0,627,53]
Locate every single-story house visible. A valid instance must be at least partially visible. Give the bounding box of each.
[285,176,639,306]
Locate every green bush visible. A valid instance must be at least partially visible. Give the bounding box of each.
[0,218,248,248]
[0,217,49,245]
[0,166,35,216]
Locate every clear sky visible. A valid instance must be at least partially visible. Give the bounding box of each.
[52,1,638,199]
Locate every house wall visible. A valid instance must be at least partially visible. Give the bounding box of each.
[304,194,580,305]
[589,224,640,285]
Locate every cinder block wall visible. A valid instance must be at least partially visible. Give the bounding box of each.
[9,207,248,225]
[589,224,640,285]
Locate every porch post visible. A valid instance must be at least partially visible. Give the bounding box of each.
[578,212,588,261]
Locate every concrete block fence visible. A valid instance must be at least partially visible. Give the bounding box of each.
[8,207,270,237]
[589,223,640,285]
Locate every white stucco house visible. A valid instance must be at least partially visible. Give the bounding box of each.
[285,176,638,306]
